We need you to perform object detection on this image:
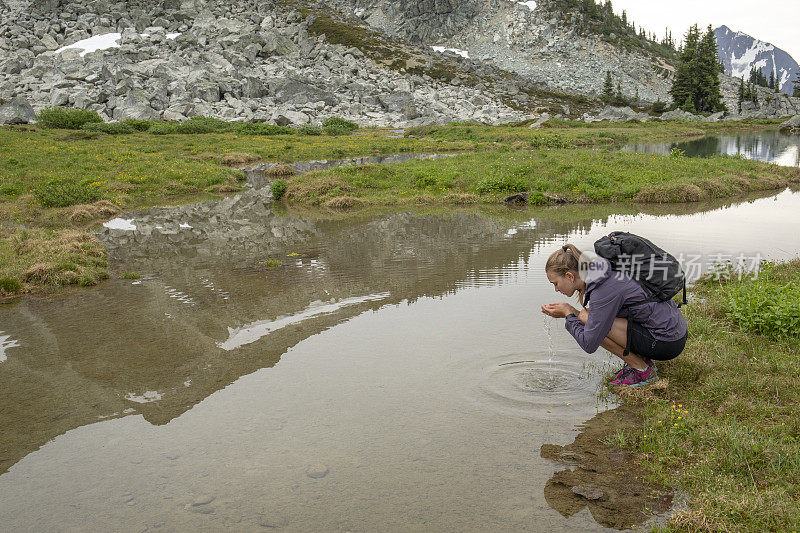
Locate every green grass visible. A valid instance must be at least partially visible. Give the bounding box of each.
[286,148,800,206]
[610,258,800,530]
[0,228,108,297]
[0,120,796,295]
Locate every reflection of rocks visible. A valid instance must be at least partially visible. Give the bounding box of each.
[541,408,672,530]
[621,131,800,168]
[97,187,320,267]
[0,196,772,476]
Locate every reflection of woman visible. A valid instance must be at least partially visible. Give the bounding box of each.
[540,244,688,387]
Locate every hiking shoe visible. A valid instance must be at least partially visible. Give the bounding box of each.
[613,364,632,380]
[612,359,656,380]
[610,365,657,387]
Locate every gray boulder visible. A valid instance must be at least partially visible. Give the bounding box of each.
[0,97,36,124]
[270,78,336,106]
[661,109,703,121]
[779,115,800,133]
[112,90,160,121]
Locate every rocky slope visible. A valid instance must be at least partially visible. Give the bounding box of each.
[0,0,557,126]
[327,0,675,102]
[0,0,797,125]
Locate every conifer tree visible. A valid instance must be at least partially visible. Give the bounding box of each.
[793,73,800,98]
[602,70,614,103]
[670,25,700,111]
[769,71,775,90]
[670,25,725,113]
[696,25,724,112]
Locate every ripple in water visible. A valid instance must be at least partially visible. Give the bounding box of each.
[464,353,607,418]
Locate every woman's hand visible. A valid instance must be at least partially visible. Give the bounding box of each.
[541,302,577,318]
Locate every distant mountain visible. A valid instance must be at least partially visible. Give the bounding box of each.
[714,25,799,95]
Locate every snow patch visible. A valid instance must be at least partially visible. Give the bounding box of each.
[730,40,776,78]
[125,390,162,403]
[103,217,137,231]
[55,33,121,56]
[518,0,537,10]
[431,46,470,59]
[55,31,181,57]
[0,332,21,363]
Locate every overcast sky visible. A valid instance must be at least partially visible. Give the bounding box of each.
[607,1,800,62]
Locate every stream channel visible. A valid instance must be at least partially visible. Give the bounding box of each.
[1,144,799,531]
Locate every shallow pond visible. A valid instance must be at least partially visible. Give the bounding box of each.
[622,130,800,167]
[1,186,800,531]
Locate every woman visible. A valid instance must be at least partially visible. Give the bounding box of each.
[540,244,688,387]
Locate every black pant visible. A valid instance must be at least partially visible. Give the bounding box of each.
[628,321,687,361]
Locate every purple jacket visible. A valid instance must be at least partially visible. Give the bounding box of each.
[564,258,687,353]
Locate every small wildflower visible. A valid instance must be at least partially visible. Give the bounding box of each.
[674,423,678,427]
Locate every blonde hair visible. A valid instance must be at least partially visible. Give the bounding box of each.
[545,244,588,304]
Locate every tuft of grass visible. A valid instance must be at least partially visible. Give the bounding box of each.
[270,179,287,200]
[260,259,280,268]
[120,272,140,279]
[323,116,359,135]
[82,122,136,135]
[36,108,103,129]
[33,179,101,208]
[234,123,294,136]
[298,124,323,135]
[175,116,232,134]
[0,228,108,294]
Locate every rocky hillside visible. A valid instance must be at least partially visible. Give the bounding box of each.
[0,0,797,125]
[326,0,676,102]
[0,0,605,126]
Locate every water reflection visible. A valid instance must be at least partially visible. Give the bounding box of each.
[622,130,800,167]
[1,188,799,531]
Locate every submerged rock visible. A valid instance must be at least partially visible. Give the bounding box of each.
[572,485,605,501]
[779,115,800,133]
[305,464,329,479]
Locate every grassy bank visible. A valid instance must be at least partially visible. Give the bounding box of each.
[0,119,796,297]
[405,118,786,146]
[609,259,800,530]
[285,148,800,207]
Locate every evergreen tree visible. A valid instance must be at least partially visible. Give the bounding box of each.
[670,25,700,111]
[793,73,800,98]
[602,70,614,103]
[696,25,724,112]
[669,24,725,113]
[769,71,775,90]
[737,77,745,112]
[615,80,624,105]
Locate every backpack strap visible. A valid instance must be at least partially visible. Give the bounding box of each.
[622,319,633,357]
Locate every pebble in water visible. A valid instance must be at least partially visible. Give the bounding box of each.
[305,464,329,479]
[258,511,289,528]
[185,494,216,514]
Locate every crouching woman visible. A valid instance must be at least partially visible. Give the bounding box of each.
[540,244,687,387]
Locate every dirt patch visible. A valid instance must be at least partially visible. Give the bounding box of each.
[443,192,478,204]
[67,200,120,223]
[323,196,367,209]
[633,183,703,203]
[287,177,355,199]
[266,164,295,177]
[189,152,261,167]
[541,407,673,530]
[220,152,261,167]
[56,131,99,141]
